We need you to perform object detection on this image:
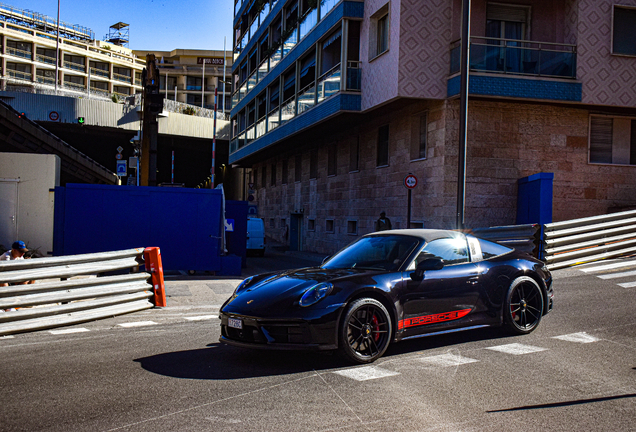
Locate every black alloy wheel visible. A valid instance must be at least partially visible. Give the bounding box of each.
[504,276,544,334]
[339,298,392,364]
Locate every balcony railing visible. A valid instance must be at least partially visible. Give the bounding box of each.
[36,75,55,85]
[450,37,577,79]
[6,47,32,60]
[7,69,32,81]
[63,81,86,91]
[90,67,110,78]
[113,72,132,83]
[36,53,56,65]
[297,84,315,115]
[346,61,361,91]
[317,65,341,104]
[256,117,267,138]
[64,61,86,72]
[267,108,280,132]
[299,8,318,41]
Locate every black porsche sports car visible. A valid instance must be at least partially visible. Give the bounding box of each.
[219,229,553,364]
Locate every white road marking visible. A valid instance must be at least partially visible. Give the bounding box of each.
[580,260,636,273]
[417,353,479,367]
[486,343,547,355]
[49,328,90,335]
[118,321,158,328]
[333,366,400,381]
[0,335,15,339]
[597,270,636,279]
[618,281,636,288]
[184,315,218,321]
[552,332,599,343]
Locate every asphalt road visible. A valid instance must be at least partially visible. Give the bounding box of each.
[1,254,635,432]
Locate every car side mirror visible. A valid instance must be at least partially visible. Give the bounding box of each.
[321,256,331,266]
[410,258,444,281]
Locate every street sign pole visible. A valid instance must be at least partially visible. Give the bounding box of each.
[407,188,412,229]
[404,174,418,229]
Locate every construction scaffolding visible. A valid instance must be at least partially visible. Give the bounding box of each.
[104,22,129,47]
[0,2,94,42]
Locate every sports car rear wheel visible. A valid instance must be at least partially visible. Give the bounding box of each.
[504,276,544,334]
[339,298,392,364]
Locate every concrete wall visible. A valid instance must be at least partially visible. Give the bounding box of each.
[0,152,60,255]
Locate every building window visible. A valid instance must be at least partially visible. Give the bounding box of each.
[589,116,636,165]
[271,163,277,186]
[410,222,424,229]
[310,150,318,179]
[350,136,360,172]
[253,168,258,188]
[295,154,302,182]
[326,219,334,233]
[347,220,358,235]
[377,125,389,167]
[308,219,316,231]
[269,218,276,228]
[262,165,267,187]
[280,218,286,228]
[613,6,636,56]
[411,113,428,160]
[370,4,389,59]
[327,144,337,176]
[282,159,288,184]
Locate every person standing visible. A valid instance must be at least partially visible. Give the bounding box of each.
[1,241,32,289]
[376,212,392,231]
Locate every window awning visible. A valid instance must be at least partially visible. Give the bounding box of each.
[323,28,342,49]
[283,73,296,91]
[285,1,298,19]
[269,85,280,100]
[300,56,316,78]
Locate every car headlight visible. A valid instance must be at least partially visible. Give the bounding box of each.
[234,276,254,295]
[299,282,333,307]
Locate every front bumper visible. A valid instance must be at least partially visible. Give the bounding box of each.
[219,311,340,351]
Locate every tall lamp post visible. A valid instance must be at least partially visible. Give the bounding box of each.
[55,0,60,94]
[456,0,471,230]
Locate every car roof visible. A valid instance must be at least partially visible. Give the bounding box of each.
[364,229,464,242]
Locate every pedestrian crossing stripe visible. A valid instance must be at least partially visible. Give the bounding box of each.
[618,281,636,288]
[184,315,218,321]
[597,269,636,279]
[486,343,547,355]
[418,353,479,367]
[580,260,636,273]
[552,332,599,343]
[333,366,400,381]
[49,328,90,335]
[118,321,158,328]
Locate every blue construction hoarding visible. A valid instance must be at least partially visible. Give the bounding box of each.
[53,184,243,273]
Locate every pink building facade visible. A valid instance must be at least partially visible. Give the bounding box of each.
[230,0,636,254]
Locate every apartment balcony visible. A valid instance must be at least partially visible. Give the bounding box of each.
[7,69,33,81]
[448,36,581,102]
[63,61,86,73]
[450,37,576,78]
[113,72,132,83]
[35,53,57,66]
[90,67,110,79]
[7,47,33,60]
[63,81,86,91]
[36,75,55,85]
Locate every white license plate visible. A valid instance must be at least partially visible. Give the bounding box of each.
[228,318,243,329]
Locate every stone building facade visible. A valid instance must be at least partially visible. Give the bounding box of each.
[229,0,636,254]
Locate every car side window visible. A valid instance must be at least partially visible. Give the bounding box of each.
[466,235,483,262]
[411,237,470,267]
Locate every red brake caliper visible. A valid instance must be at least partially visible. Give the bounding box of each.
[371,314,380,342]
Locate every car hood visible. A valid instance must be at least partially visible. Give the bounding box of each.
[221,267,380,316]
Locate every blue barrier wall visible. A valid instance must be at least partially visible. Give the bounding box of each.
[225,200,248,266]
[53,184,224,272]
[517,172,554,225]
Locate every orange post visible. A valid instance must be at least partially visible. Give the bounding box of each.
[144,247,167,307]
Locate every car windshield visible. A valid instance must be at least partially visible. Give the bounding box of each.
[322,235,421,271]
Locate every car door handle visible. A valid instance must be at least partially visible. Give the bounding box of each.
[467,276,479,285]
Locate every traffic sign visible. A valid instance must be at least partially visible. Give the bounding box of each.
[404,174,418,189]
[117,146,124,153]
[224,219,235,232]
[248,183,254,189]
[49,111,59,121]
[116,160,127,176]
[115,154,123,160]
[247,205,258,215]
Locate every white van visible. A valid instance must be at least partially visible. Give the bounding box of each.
[246,217,265,256]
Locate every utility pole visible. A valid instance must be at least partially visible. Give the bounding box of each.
[140,54,163,186]
[456,0,471,230]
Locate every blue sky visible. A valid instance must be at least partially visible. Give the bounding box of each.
[16,0,234,51]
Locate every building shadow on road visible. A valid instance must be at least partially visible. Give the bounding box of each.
[134,326,515,380]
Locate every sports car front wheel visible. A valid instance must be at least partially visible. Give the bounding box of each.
[339,298,392,364]
[504,276,544,334]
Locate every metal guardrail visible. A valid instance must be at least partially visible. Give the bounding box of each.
[0,247,166,336]
[543,209,636,270]
[471,224,540,257]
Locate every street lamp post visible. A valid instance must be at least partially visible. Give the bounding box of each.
[456,0,471,230]
[55,0,60,95]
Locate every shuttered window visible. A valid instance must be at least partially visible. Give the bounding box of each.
[613,6,636,56]
[590,117,613,163]
[487,4,529,22]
